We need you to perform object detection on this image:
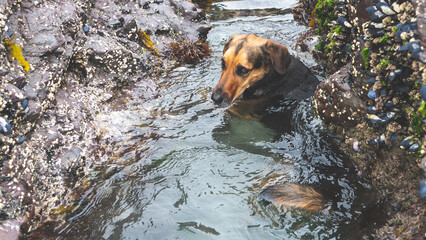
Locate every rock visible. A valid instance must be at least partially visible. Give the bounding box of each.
[26,100,42,122]
[313,64,366,127]
[1,84,26,102]
[0,218,23,240]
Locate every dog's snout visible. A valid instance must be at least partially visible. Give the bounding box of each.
[211,88,224,104]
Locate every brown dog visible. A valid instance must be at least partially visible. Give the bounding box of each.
[212,34,324,211]
[211,34,319,107]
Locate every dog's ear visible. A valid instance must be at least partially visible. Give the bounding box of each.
[266,40,289,75]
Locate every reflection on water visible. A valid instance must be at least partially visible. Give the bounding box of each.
[45,1,386,239]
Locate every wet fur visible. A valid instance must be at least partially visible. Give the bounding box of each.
[259,183,325,211]
[211,34,319,106]
[212,34,323,211]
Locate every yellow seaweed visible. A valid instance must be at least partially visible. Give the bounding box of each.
[50,204,78,214]
[308,9,316,27]
[3,34,30,72]
[138,30,160,56]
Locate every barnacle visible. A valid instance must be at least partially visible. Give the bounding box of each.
[3,34,30,72]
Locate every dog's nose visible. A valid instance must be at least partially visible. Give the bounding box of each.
[211,89,224,104]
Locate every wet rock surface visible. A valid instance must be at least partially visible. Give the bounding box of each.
[0,0,210,238]
[296,0,425,238]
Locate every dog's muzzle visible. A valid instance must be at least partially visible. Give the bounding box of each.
[211,87,230,106]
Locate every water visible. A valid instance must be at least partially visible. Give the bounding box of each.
[44,1,385,239]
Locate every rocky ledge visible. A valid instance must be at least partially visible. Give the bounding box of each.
[295,0,425,238]
[0,0,210,238]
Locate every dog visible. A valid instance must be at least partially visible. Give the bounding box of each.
[211,34,319,107]
[211,34,324,212]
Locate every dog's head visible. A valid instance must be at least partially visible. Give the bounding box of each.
[211,34,290,107]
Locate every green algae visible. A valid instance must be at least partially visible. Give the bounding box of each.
[314,0,336,35]
[361,47,370,69]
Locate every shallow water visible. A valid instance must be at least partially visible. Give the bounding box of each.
[47,1,385,239]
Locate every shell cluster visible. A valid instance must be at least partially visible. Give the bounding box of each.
[313,0,425,163]
[310,0,425,237]
[357,0,425,161]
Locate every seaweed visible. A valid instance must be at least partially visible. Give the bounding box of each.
[3,34,30,72]
[361,47,370,69]
[314,0,336,35]
[379,59,390,68]
[379,34,389,43]
[166,40,211,64]
[411,102,426,134]
[138,30,160,56]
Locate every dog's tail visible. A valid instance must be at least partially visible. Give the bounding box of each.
[258,183,325,211]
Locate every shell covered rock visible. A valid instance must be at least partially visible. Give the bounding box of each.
[313,64,366,127]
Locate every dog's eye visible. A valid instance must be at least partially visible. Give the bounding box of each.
[221,59,226,70]
[236,65,250,76]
